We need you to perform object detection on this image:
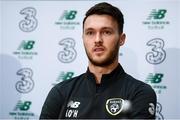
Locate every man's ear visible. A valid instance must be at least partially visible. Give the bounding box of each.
[119,33,126,46]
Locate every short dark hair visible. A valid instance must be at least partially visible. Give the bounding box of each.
[83,2,124,33]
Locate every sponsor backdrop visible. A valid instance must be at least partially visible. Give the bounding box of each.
[0,0,180,119]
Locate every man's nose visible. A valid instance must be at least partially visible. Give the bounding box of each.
[95,33,103,43]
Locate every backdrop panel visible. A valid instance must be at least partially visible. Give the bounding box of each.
[0,0,180,119]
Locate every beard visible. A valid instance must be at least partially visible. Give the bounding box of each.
[85,41,120,67]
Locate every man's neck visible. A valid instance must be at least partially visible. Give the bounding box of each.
[88,61,119,84]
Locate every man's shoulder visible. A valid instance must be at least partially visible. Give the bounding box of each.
[124,73,155,94]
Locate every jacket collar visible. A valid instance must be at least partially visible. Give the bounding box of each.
[85,63,125,94]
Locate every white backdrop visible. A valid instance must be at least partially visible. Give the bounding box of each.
[0,0,180,119]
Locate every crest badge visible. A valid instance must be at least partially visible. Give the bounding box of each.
[106,98,124,116]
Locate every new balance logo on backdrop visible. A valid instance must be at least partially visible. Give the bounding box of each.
[142,9,170,30]
[18,40,35,50]
[146,73,163,84]
[147,9,167,20]
[55,10,80,30]
[57,71,74,81]
[52,71,75,86]
[145,73,167,94]
[9,100,35,119]
[14,101,31,111]
[60,10,77,20]
[13,40,38,59]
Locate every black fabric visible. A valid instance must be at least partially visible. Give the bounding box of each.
[40,64,157,119]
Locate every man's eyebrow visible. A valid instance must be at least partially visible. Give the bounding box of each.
[101,27,114,30]
[84,27,113,31]
[84,28,94,31]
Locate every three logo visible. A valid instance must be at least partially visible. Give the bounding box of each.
[19,7,38,32]
[16,68,34,93]
[146,38,166,65]
[156,102,164,120]
[58,38,77,63]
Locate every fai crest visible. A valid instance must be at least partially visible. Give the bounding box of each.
[106,98,124,116]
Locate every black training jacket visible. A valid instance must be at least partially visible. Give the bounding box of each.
[40,64,157,119]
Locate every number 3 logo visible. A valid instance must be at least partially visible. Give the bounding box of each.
[156,102,164,120]
[146,38,166,64]
[58,38,77,63]
[19,7,38,32]
[16,68,34,93]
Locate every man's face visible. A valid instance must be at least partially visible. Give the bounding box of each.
[83,14,125,66]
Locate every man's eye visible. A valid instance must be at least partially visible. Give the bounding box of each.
[103,31,112,35]
[86,31,94,35]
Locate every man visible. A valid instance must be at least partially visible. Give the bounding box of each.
[40,2,157,119]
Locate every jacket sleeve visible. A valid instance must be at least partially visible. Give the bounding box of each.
[39,86,64,119]
[129,83,157,119]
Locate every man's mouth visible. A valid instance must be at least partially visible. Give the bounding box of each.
[93,47,105,53]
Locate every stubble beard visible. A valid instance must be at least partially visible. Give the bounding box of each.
[85,42,120,67]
